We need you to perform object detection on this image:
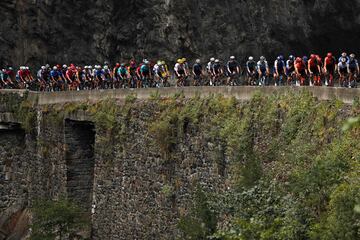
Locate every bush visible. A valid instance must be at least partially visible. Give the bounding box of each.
[31,198,90,240]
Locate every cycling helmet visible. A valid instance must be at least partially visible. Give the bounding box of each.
[310,54,316,59]
[248,56,254,61]
[350,53,355,58]
[210,57,215,62]
[341,52,347,58]
[230,56,235,60]
[327,52,333,57]
[88,66,93,69]
[53,66,57,70]
[277,56,281,61]
[63,64,67,68]
[215,59,220,63]
[161,61,166,65]
[289,55,295,60]
[177,59,182,63]
[303,56,308,61]
[25,66,29,70]
[341,57,347,63]
[196,59,201,63]
[8,67,13,70]
[260,56,266,61]
[144,60,150,64]
[104,65,109,70]
[45,64,50,68]
[41,66,46,70]
[182,58,187,62]
[279,55,284,60]
[157,61,162,65]
[296,57,302,62]
[116,63,120,67]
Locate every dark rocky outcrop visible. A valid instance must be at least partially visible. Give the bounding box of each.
[0,0,359,67]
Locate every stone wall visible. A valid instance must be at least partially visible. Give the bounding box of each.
[0,127,27,212]
[0,90,358,239]
[91,104,228,239]
[65,120,95,212]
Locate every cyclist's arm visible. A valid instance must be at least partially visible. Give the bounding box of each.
[66,72,71,82]
[274,65,279,75]
[307,61,312,74]
[257,65,261,75]
[227,63,231,74]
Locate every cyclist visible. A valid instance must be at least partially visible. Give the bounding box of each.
[182,58,190,76]
[159,61,170,87]
[128,59,138,88]
[323,52,336,86]
[192,59,203,86]
[286,55,296,85]
[103,65,112,89]
[38,66,50,91]
[274,56,286,86]
[113,63,121,88]
[174,58,187,87]
[25,66,34,83]
[1,68,13,89]
[16,66,26,88]
[153,61,162,87]
[140,60,152,88]
[295,57,307,86]
[66,65,77,90]
[348,53,359,88]
[226,56,240,86]
[94,65,105,89]
[257,56,270,86]
[50,66,62,91]
[212,59,223,86]
[246,56,257,85]
[4,67,15,89]
[308,54,321,86]
[337,57,348,87]
[118,63,128,88]
[207,57,215,83]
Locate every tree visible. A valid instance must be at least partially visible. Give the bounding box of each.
[30,198,90,240]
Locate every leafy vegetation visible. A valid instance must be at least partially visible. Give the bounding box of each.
[172,91,360,240]
[30,198,90,240]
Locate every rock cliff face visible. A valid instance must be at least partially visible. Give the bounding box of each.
[0,0,359,67]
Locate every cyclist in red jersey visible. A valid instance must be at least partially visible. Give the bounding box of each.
[324,53,336,86]
[295,57,307,86]
[308,54,321,86]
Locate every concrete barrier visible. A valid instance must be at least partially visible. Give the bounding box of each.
[1,87,359,105]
